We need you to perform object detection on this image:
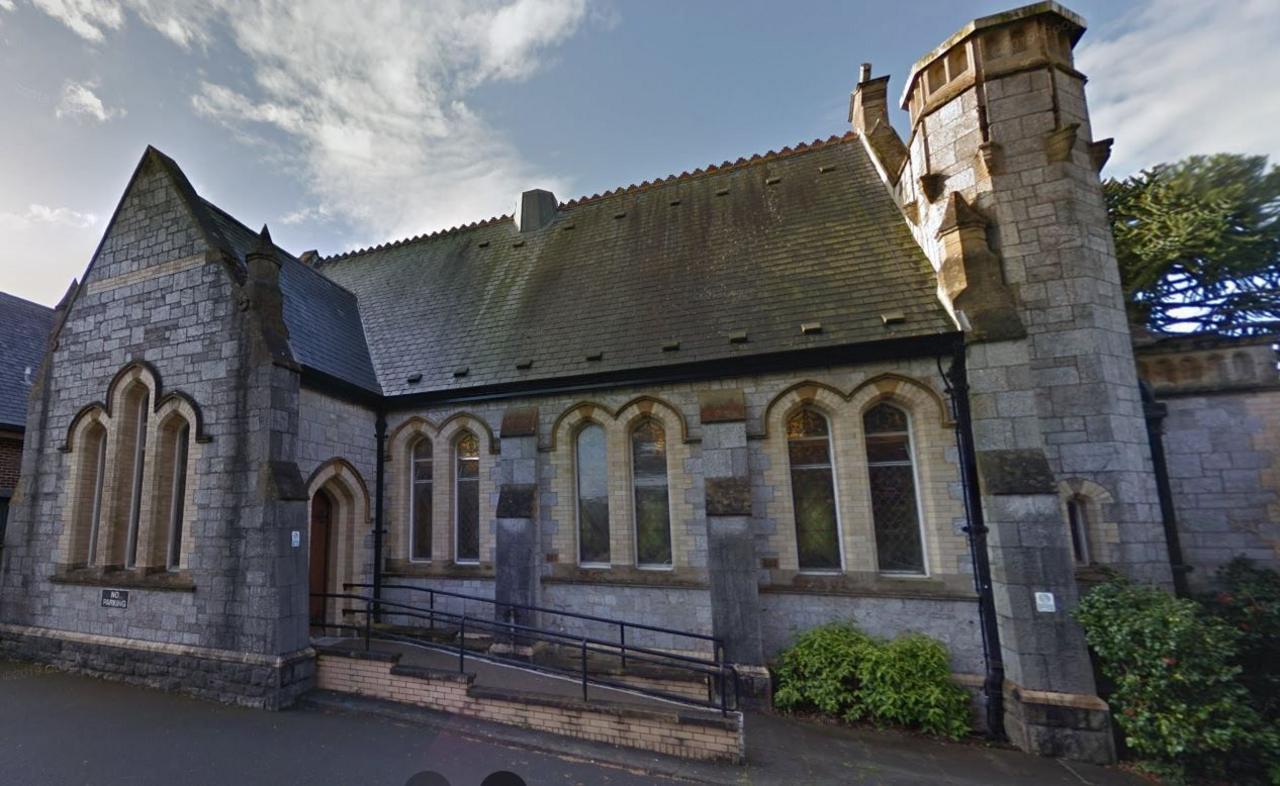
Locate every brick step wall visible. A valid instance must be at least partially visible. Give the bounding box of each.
[314,646,744,763]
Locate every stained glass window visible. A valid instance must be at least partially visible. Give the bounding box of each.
[411,438,433,560]
[455,432,480,563]
[787,409,841,570]
[576,424,610,565]
[632,419,672,567]
[864,403,924,574]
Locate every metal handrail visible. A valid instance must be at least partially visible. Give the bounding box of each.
[345,581,724,667]
[311,592,740,715]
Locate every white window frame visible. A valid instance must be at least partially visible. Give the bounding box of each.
[453,432,481,565]
[575,423,611,569]
[409,437,433,563]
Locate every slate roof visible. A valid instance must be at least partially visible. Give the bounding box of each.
[199,199,381,394]
[317,133,954,397]
[0,291,55,430]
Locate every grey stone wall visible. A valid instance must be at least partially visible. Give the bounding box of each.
[0,152,310,686]
[296,388,377,486]
[541,582,714,655]
[758,591,984,674]
[1161,390,1280,587]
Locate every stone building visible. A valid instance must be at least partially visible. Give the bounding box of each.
[2,1,1277,764]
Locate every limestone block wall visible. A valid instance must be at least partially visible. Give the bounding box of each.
[0,152,310,674]
[1160,390,1280,586]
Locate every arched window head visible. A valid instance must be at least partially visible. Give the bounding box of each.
[787,409,841,571]
[74,420,109,566]
[1066,497,1090,565]
[631,419,672,567]
[576,423,610,565]
[454,432,480,563]
[864,403,925,574]
[410,437,433,561]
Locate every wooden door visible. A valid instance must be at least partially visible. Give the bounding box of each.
[309,490,332,625]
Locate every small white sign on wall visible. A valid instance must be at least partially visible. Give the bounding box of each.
[1034,591,1057,613]
[291,530,301,548]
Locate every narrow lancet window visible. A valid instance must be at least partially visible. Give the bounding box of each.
[576,424,610,565]
[864,403,925,574]
[455,432,480,563]
[787,409,841,570]
[631,419,672,567]
[166,423,190,569]
[124,389,149,568]
[411,438,433,560]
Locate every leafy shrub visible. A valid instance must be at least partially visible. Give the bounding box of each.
[1075,577,1280,782]
[772,622,971,739]
[1202,558,1280,723]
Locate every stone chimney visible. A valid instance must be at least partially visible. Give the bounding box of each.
[849,63,907,180]
[514,189,557,232]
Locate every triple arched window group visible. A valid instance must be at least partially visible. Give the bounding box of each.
[785,402,926,574]
[408,431,481,564]
[68,375,195,573]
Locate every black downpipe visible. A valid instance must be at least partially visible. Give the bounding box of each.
[373,409,387,621]
[941,346,1006,741]
[1140,382,1191,597]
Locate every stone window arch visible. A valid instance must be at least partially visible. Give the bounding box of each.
[630,417,672,568]
[453,430,481,564]
[863,402,926,575]
[1058,479,1119,566]
[575,421,611,566]
[786,407,843,572]
[139,409,195,571]
[109,379,152,569]
[63,409,109,568]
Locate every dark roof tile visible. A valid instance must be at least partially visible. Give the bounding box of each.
[0,292,55,430]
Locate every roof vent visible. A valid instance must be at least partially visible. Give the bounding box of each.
[516,359,533,370]
[715,187,730,196]
[801,322,823,335]
[23,365,33,385]
[765,176,781,185]
[453,367,469,378]
[515,188,557,232]
[406,372,423,384]
[585,351,603,362]
[662,340,680,352]
[729,330,749,344]
[881,311,906,325]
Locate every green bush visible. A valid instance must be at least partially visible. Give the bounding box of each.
[1075,577,1280,783]
[1202,558,1280,723]
[772,622,971,739]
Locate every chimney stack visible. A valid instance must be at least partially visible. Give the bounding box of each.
[514,189,557,233]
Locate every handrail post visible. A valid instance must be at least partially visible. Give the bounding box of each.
[719,667,727,716]
[459,616,466,672]
[619,624,626,670]
[429,589,435,632]
[364,597,372,652]
[581,638,589,702]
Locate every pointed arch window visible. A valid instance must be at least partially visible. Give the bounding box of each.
[122,386,150,568]
[454,432,481,564]
[787,409,841,571]
[77,421,109,566]
[631,419,672,567]
[576,423,610,565]
[410,438,433,561]
[165,423,190,569]
[864,403,925,574]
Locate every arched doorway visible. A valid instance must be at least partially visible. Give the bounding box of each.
[309,489,333,626]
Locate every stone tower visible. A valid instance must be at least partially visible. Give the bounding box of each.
[853,1,1172,761]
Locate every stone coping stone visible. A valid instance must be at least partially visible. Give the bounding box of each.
[390,662,475,685]
[465,684,740,730]
[49,567,196,592]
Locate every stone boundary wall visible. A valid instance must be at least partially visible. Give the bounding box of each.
[314,648,744,763]
[0,623,315,709]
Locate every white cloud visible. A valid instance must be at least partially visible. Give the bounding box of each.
[1079,0,1280,176]
[0,1,16,13]
[0,203,99,230]
[33,0,594,246]
[30,0,124,42]
[55,80,125,122]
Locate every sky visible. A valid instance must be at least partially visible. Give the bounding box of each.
[1,0,1278,308]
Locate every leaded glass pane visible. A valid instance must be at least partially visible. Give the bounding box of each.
[577,424,610,564]
[632,420,671,566]
[412,438,432,560]
[787,409,840,570]
[863,404,924,574]
[456,432,480,562]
